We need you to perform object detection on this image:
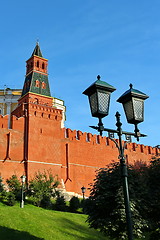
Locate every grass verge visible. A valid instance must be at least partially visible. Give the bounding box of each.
[0,203,107,240]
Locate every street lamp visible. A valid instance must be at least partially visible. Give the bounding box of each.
[83,75,149,240]
[81,186,86,200]
[83,75,116,136]
[117,83,149,141]
[20,175,26,208]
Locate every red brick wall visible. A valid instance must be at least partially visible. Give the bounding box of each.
[0,104,158,197]
[61,128,158,196]
[0,115,25,181]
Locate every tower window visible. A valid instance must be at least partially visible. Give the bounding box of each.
[37,61,39,68]
[42,62,45,69]
[35,80,40,88]
[42,82,46,89]
[0,108,2,115]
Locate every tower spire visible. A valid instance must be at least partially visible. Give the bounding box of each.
[21,43,51,97]
[31,41,43,57]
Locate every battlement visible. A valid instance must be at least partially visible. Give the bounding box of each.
[30,103,62,121]
[11,115,24,131]
[0,114,25,132]
[0,115,9,129]
[64,128,160,157]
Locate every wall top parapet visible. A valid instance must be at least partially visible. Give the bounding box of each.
[63,128,160,156]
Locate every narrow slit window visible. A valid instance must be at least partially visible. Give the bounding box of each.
[42,62,45,69]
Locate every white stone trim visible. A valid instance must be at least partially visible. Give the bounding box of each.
[28,160,62,166]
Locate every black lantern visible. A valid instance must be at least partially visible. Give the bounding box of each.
[83,75,116,118]
[117,84,149,124]
[21,175,26,184]
[81,186,86,200]
[81,186,86,194]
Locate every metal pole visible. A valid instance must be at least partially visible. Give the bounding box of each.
[20,180,24,208]
[98,117,104,136]
[115,112,133,240]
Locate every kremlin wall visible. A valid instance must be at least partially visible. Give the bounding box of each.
[0,44,159,198]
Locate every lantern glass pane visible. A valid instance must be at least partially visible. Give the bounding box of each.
[123,100,134,122]
[89,92,98,116]
[133,99,144,122]
[97,91,110,115]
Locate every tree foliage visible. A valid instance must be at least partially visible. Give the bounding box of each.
[6,175,21,200]
[28,171,60,207]
[147,158,160,239]
[85,162,148,239]
[55,195,66,211]
[0,176,4,193]
[69,196,80,212]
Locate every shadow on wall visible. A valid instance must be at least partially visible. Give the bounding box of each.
[0,226,44,240]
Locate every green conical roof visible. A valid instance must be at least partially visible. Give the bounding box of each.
[31,42,43,57]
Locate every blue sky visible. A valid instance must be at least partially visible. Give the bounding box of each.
[0,0,160,147]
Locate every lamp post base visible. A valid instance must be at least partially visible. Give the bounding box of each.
[20,200,24,208]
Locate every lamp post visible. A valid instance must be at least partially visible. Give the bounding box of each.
[83,76,149,240]
[20,175,26,208]
[81,186,86,200]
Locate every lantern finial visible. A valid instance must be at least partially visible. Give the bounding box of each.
[97,75,101,80]
[129,83,133,89]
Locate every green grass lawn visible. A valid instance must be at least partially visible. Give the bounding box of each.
[0,203,108,240]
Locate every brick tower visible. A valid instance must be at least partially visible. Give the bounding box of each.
[13,42,53,116]
[12,43,63,181]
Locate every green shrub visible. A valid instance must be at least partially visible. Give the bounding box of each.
[40,195,52,209]
[28,171,60,208]
[5,192,16,206]
[82,198,89,214]
[55,196,66,211]
[0,176,4,193]
[6,175,21,200]
[0,190,7,203]
[26,196,40,206]
[69,196,80,212]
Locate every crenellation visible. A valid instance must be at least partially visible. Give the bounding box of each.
[84,132,90,142]
[64,128,159,160]
[106,137,110,146]
[0,115,9,129]
[126,142,133,152]
[11,115,24,131]
[91,134,98,145]
[155,147,159,156]
[65,128,70,138]
[148,146,152,154]
[87,133,92,142]
[65,128,76,140]
[76,130,81,140]
[140,144,144,153]
[143,145,149,155]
